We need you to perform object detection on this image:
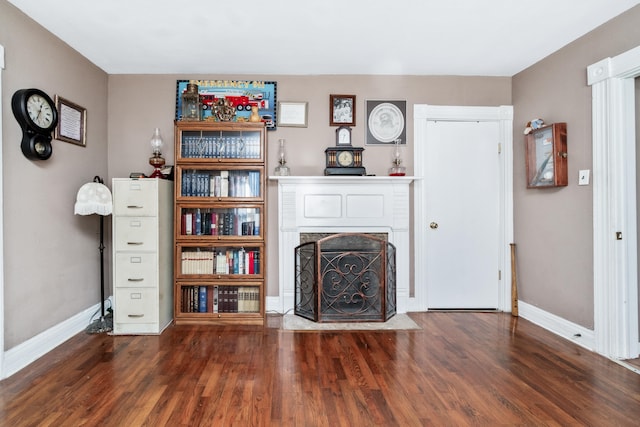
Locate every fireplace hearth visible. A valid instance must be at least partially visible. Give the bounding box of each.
[295,233,396,322]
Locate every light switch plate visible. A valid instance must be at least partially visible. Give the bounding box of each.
[578,169,590,186]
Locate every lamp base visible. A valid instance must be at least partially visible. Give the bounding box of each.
[149,153,166,178]
[86,313,113,334]
[149,168,165,179]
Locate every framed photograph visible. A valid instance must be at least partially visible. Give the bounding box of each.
[54,95,86,147]
[277,101,308,127]
[330,94,356,126]
[366,100,406,145]
[175,80,278,130]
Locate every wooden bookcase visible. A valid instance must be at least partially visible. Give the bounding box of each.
[173,121,267,325]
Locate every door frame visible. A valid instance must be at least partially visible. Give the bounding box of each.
[412,105,514,312]
[0,44,6,377]
[587,45,640,360]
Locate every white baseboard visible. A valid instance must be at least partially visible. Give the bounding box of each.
[266,296,282,314]
[518,300,595,351]
[2,300,107,380]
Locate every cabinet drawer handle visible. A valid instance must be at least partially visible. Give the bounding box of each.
[127,205,144,209]
[128,314,145,318]
[127,242,144,245]
[127,278,144,282]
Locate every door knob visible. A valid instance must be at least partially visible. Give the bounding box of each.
[429,222,438,229]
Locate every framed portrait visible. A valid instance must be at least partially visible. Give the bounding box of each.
[366,100,406,145]
[175,80,278,130]
[277,101,308,127]
[330,94,356,126]
[54,95,86,147]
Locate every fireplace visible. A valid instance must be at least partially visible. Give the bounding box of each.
[270,176,414,314]
[295,233,396,322]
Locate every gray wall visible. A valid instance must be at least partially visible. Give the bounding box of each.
[107,75,511,298]
[3,0,640,353]
[512,6,640,328]
[1,0,109,349]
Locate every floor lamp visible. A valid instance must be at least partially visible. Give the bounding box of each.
[75,176,113,334]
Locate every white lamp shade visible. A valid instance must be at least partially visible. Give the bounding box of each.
[75,182,113,216]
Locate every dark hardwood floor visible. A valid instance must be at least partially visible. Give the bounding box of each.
[1,312,639,426]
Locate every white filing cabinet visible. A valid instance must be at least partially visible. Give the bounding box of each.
[112,178,173,334]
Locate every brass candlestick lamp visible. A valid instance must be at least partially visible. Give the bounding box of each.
[149,127,165,178]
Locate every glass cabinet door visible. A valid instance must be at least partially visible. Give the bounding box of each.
[179,129,262,160]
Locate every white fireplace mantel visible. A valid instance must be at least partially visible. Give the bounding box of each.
[270,176,416,313]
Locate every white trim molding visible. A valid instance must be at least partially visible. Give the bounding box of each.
[518,301,595,352]
[588,45,640,360]
[2,301,105,379]
[0,43,6,379]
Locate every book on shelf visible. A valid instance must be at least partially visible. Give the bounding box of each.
[180,248,262,275]
[179,285,260,314]
[220,171,229,197]
[182,212,193,235]
[198,286,207,312]
[182,170,262,198]
[195,209,202,235]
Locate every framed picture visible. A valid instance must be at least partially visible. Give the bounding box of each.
[54,95,86,147]
[175,80,278,130]
[330,94,356,126]
[366,100,406,145]
[277,101,308,127]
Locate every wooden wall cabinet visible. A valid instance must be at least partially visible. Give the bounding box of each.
[525,122,567,188]
[173,121,267,325]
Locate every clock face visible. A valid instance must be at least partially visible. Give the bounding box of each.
[27,93,56,130]
[337,150,354,167]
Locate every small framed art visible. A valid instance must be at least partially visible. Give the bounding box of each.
[366,100,406,145]
[277,101,308,127]
[330,94,356,126]
[54,95,86,147]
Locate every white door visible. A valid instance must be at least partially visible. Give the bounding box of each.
[424,120,501,309]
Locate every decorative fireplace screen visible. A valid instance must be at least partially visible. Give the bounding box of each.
[294,233,396,322]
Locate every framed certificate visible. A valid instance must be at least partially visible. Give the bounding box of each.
[54,95,86,147]
[277,101,308,127]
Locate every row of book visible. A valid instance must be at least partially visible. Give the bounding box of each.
[181,285,261,313]
[181,170,261,198]
[181,135,261,159]
[181,208,260,236]
[181,248,260,275]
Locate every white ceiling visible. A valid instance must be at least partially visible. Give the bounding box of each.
[7,0,640,76]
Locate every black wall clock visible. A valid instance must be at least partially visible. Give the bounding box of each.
[11,88,59,160]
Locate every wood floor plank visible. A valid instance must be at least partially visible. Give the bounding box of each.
[1,312,639,426]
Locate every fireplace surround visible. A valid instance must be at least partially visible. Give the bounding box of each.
[271,176,414,313]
